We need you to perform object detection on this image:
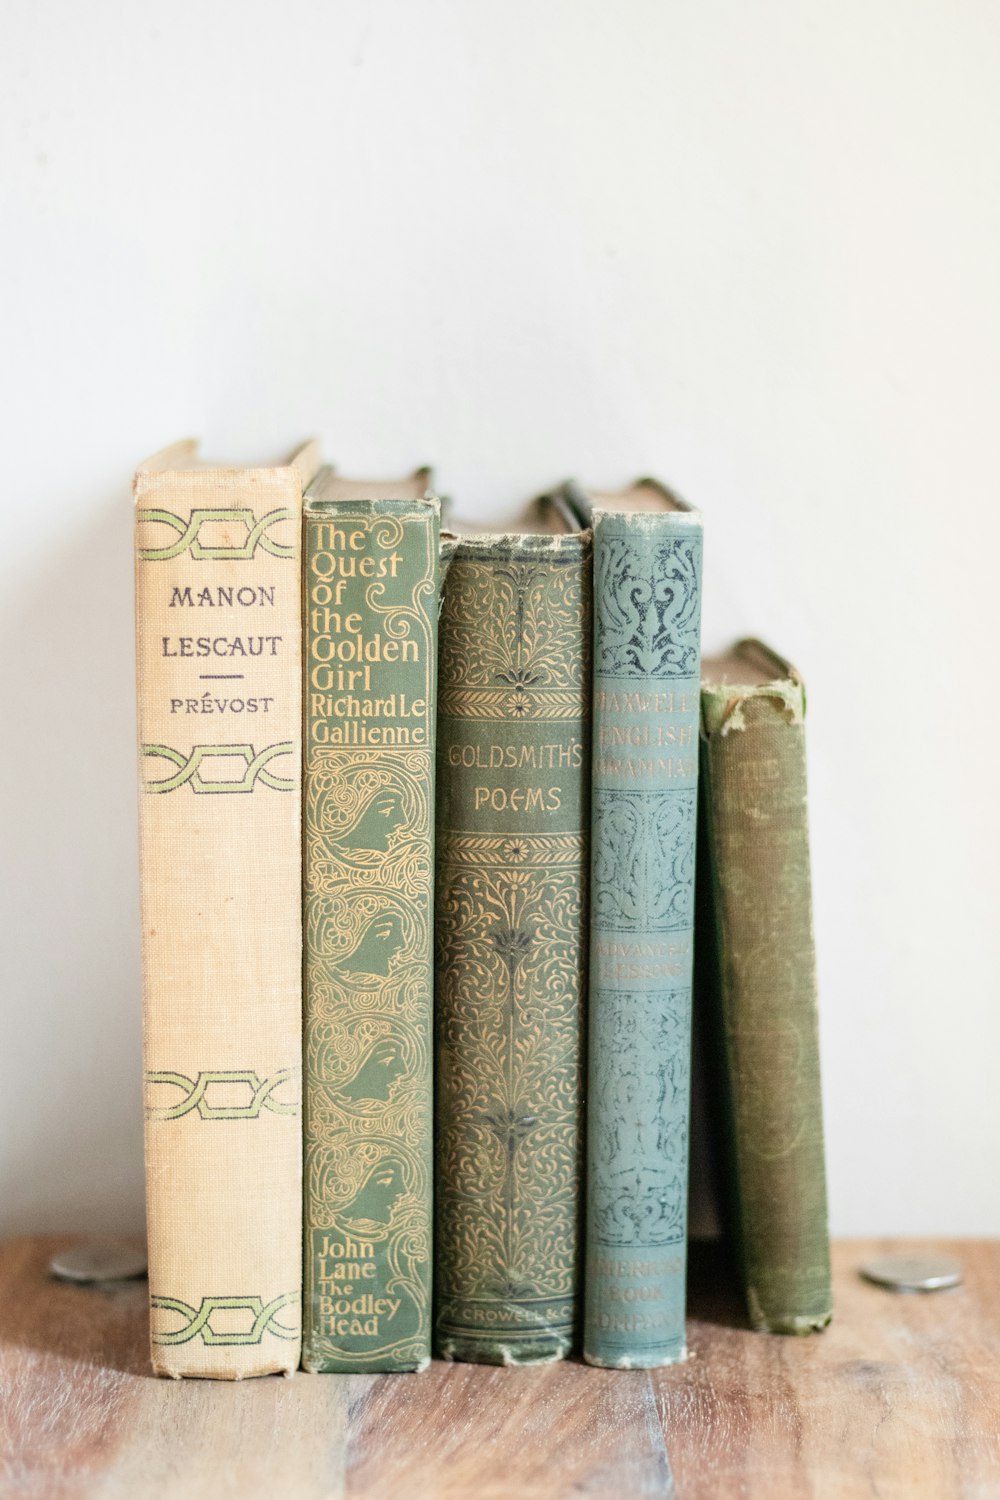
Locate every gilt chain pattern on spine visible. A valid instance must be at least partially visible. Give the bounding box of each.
[135,472,305,1375]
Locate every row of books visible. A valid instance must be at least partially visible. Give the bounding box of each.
[134,440,831,1380]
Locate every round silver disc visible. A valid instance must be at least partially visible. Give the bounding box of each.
[860,1252,962,1293]
[50,1240,148,1284]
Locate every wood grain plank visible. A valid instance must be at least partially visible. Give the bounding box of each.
[343,1360,674,1499]
[0,1237,356,1500]
[657,1238,1000,1500]
[1,1237,998,1500]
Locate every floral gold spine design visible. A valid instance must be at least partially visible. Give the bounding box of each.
[435,532,591,1365]
[699,641,832,1335]
[302,476,439,1374]
[577,483,703,1369]
[135,439,319,1379]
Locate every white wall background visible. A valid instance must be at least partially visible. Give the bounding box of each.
[2,0,998,1239]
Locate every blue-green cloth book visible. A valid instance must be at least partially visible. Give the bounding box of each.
[557,479,703,1368]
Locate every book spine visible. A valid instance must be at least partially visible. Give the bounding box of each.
[134,468,304,1379]
[435,534,591,1364]
[302,497,439,1372]
[699,678,832,1333]
[584,509,703,1368]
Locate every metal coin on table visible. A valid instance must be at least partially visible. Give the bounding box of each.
[859,1252,962,1293]
[50,1240,148,1283]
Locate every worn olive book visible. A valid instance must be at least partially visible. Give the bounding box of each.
[435,507,591,1364]
[135,438,320,1379]
[302,469,439,1373]
[700,640,832,1334]
[559,479,702,1368]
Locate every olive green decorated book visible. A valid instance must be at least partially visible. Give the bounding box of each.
[435,506,591,1365]
[135,438,320,1379]
[302,468,439,1373]
[699,640,832,1335]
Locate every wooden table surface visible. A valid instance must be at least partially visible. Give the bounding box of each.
[0,1236,997,1499]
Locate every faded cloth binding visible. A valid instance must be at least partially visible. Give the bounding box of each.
[135,440,318,1378]
[699,642,833,1334]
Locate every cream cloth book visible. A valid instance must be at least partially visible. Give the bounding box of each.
[134,439,319,1378]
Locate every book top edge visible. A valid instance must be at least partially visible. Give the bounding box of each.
[702,638,800,688]
[443,530,591,559]
[303,493,440,517]
[701,640,806,736]
[546,476,700,525]
[591,505,702,530]
[134,439,321,489]
[305,464,435,505]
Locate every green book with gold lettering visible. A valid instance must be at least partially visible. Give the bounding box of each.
[435,507,591,1364]
[699,640,832,1335]
[302,469,439,1373]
